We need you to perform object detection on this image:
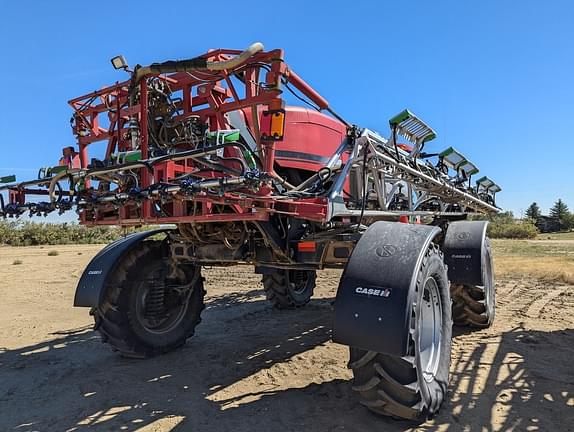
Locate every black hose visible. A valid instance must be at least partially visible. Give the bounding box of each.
[84,141,252,178]
[357,143,369,230]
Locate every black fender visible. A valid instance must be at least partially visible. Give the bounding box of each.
[332,221,441,356]
[442,220,489,286]
[73,228,173,307]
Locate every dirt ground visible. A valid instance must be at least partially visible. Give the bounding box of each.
[1,243,573,432]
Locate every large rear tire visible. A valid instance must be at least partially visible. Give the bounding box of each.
[349,245,452,421]
[93,241,205,358]
[451,238,496,328]
[262,269,316,309]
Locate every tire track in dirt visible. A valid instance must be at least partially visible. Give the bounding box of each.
[525,286,572,319]
[495,279,551,321]
[495,277,574,326]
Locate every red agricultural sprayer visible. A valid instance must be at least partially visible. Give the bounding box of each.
[0,43,501,420]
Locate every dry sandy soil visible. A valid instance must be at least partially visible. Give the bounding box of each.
[1,243,573,431]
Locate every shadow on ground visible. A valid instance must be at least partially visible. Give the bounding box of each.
[1,290,573,431]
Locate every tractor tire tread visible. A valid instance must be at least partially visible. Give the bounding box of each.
[94,241,205,358]
[262,270,316,309]
[451,283,491,328]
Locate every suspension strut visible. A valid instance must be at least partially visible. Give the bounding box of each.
[145,273,166,318]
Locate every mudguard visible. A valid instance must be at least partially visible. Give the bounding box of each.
[73,228,172,307]
[442,220,489,286]
[332,221,441,356]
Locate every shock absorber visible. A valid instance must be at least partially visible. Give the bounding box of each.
[145,275,166,318]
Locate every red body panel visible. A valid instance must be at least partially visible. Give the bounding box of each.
[239,105,346,172]
[274,106,347,172]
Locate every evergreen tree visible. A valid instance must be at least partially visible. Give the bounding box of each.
[564,212,574,230]
[549,199,570,230]
[525,202,541,221]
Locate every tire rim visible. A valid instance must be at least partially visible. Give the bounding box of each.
[483,250,495,318]
[418,276,443,383]
[135,268,190,334]
[289,270,310,295]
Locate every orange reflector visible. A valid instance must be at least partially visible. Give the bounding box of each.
[260,109,286,141]
[270,111,285,139]
[298,241,316,252]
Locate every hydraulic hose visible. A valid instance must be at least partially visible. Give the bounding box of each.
[132,42,264,83]
[206,42,264,71]
[48,170,79,203]
[46,142,257,204]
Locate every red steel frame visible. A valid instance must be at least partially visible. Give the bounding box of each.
[54,47,334,226]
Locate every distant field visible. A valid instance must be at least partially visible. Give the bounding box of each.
[492,238,574,284]
[536,231,574,240]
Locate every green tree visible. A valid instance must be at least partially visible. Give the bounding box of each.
[489,210,514,224]
[525,202,541,221]
[549,199,570,230]
[563,212,574,231]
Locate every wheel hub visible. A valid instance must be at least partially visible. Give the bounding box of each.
[135,268,190,334]
[289,270,310,294]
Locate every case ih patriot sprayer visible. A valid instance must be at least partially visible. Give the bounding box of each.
[0,43,501,421]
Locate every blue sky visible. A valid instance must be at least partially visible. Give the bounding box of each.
[0,0,573,217]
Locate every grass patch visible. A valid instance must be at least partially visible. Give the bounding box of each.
[0,220,155,246]
[12,259,22,265]
[492,239,574,257]
[536,231,574,240]
[492,239,574,284]
[47,250,59,256]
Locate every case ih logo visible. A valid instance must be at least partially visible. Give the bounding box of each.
[375,244,397,257]
[355,286,392,298]
[88,270,103,275]
[451,254,472,259]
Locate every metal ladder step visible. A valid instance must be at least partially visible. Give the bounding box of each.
[389,109,436,146]
[439,147,479,177]
[476,176,501,193]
